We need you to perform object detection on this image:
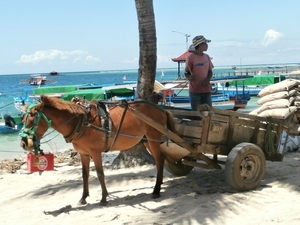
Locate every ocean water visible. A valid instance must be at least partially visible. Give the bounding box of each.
[0,64,291,160]
[0,67,236,116]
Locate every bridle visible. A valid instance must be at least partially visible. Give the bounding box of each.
[19,102,52,164]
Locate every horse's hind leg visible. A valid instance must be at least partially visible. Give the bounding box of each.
[92,154,109,205]
[79,154,90,204]
[145,140,165,198]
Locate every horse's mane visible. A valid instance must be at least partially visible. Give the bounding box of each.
[40,95,86,115]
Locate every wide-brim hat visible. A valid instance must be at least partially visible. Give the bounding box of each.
[192,35,211,47]
[188,44,196,52]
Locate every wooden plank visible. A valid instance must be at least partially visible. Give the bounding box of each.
[182,159,216,169]
[210,114,230,123]
[174,118,203,127]
[251,119,260,144]
[207,121,229,144]
[226,115,235,153]
[195,144,222,154]
[232,125,255,145]
[165,108,201,118]
[201,116,211,144]
[175,124,202,138]
[182,137,201,144]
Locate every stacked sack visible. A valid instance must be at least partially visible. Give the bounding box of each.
[250,79,300,151]
[250,78,300,121]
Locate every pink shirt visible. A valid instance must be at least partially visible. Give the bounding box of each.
[185,53,214,93]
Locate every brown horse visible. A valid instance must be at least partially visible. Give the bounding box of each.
[20,95,178,205]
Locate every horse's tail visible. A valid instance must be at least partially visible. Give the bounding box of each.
[165,110,181,137]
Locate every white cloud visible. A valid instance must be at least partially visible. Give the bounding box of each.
[15,50,90,64]
[157,54,174,64]
[84,55,102,64]
[122,57,139,64]
[73,57,82,63]
[261,29,284,46]
[121,55,174,66]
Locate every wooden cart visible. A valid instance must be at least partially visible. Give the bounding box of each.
[131,104,292,191]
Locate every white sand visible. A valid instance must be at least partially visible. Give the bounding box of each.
[1,150,300,225]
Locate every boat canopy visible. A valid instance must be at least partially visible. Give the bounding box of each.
[60,87,134,101]
[33,84,83,95]
[227,75,286,86]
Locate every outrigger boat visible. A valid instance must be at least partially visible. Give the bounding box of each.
[29,75,47,85]
[19,74,47,86]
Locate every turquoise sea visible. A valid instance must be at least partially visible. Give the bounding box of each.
[0,64,298,160]
[0,67,237,117]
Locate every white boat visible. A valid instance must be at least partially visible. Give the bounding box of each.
[29,75,46,85]
[20,74,47,85]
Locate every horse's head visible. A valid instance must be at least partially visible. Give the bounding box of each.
[19,101,52,155]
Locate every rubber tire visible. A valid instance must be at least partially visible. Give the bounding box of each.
[225,142,266,191]
[164,159,194,176]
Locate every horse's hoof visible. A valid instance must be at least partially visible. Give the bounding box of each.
[100,200,108,206]
[78,199,87,205]
[151,193,160,199]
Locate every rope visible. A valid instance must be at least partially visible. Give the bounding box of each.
[264,117,278,156]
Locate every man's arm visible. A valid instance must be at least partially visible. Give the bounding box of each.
[207,69,212,79]
[184,71,194,80]
[203,69,212,86]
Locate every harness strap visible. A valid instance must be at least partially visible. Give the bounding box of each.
[96,101,111,151]
[109,100,128,151]
[64,114,87,143]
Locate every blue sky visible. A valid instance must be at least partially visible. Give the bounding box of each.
[1,0,300,75]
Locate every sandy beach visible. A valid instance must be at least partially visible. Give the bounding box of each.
[1,147,300,225]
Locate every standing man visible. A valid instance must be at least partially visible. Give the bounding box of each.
[185,35,214,110]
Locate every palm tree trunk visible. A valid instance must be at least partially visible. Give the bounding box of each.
[135,0,157,100]
[111,0,157,168]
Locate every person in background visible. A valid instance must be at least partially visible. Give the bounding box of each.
[185,35,214,110]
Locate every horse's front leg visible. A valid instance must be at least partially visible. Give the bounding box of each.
[79,154,90,205]
[92,153,109,205]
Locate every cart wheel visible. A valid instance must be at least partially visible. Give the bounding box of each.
[225,142,266,191]
[164,159,194,176]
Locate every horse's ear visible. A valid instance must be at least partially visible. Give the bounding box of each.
[35,101,44,111]
[30,107,36,114]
